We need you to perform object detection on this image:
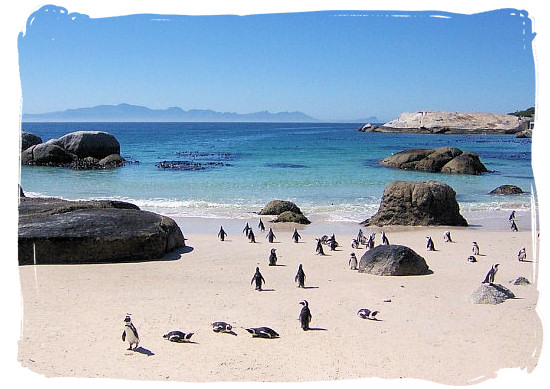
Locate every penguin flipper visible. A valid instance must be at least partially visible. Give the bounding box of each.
[122,331,126,341]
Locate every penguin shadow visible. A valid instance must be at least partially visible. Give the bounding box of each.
[520,259,534,263]
[306,327,327,331]
[133,346,155,356]
[218,330,238,336]
[258,288,276,292]
[299,286,319,290]
[268,264,287,267]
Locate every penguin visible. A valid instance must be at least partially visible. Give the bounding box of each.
[212,322,233,333]
[357,229,364,244]
[509,210,516,221]
[366,235,374,250]
[299,300,312,331]
[472,242,480,255]
[328,234,338,251]
[295,264,306,288]
[320,235,329,245]
[218,226,227,241]
[315,238,325,255]
[443,230,452,242]
[122,315,139,351]
[292,228,301,243]
[258,218,266,232]
[349,253,358,270]
[369,232,376,245]
[510,220,518,232]
[357,309,379,320]
[482,263,500,285]
[248,229,256,243]
[381,231,389,245]
[163,331,193,343]
[251,267,266,290]
[426,236,435,251]
[351,239,359,249]
[518,247,526,262]
[243,223,251,236]
[467,255,477,262]
[266,228,276,243]
[268,248,277,266]
[245,327,279,338]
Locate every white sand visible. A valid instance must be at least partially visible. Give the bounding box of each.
[16,215,542,385]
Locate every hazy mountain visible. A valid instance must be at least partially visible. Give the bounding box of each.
[22,104,320,122]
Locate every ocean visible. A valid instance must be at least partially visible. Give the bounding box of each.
[19,122,535,227]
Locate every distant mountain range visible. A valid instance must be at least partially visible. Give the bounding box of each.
[22,103,377,123]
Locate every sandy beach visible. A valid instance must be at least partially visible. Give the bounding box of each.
[16,213,542,385]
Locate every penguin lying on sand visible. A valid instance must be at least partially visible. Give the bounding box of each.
[245,327,280,338]
[212,322,233,333]
[357,309,379,320]
[163,331,194,342]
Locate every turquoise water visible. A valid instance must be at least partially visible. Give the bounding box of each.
[20,122,535,223]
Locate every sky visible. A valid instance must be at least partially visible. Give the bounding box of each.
[16,3,536,122]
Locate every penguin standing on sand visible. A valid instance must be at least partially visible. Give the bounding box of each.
[251,267,266,290]
[482,263,500,285]
[381,231,390,245]
[258,218,266,232]
[315,238,325,255]
[292,228,301,243]
[299,300,312,331]
[357,229,364,245]
[443,230,452,242]
[266,228,276,243]
[218,226,227,241]
[366,235,375,250]
[122,315,139,351]
[349,253,358,270]
[351,239,359,249]
[509,210,516,221]
[510,220,518,232]
[426,236,435,251]
[472,242,480,256]
[243,223,251,236]
[295,264,306,288]
[268,248,278,266]
[518,247,526,262]
[328,234,338,251]
[248,229,256,243]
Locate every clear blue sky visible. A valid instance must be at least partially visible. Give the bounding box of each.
[17,5,536,122]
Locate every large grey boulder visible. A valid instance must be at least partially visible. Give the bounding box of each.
[272,210,311,224]
[362,180,468,227]
[358,245,430,276]
[470,283,515,304]
[52,131,120,159]
[21,131,42,151]
[259,200,303,215]
[489,185,524,195]
[18,196,185,265]
[21,143,76,165]
[381,147,488,175]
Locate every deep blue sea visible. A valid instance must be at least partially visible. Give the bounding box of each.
[20,122,535,225]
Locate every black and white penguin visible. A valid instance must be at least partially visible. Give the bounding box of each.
[212,321,233,333]
[248,229,256,243]
[292,228,301,243]
[328,234,338,251]
[251,267,266,290]
[443,230,452,243]
[295,264,306,288]
[381,231,390,245]
[243,222,251,236]
[315,238,325,255]
[351,239,359,249]
[122,315,139,351]
[266,228,276,243]
[509,210,516,221]
[482,263,500,285]
[426,236,435,251]
[357,229,364,244]
[357,309,379,320]
[472,242,480,255]
[245,327,279,338]
[268,248,278,266]
[467,255,477,262]
[163,331,194,343]
[218,226,227,241]
[518,247,526,262]
[258,218,266,232]
[510,220,518,232]
[299,300,312,331]
[349,253,358,270]
[366,235,375,250]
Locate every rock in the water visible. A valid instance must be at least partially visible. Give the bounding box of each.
[21,131,43,151]
[52,131,120,159]
[18,197,185,265]
[489,185,524,195]
[515,130,532,138]
[259,200,303,215]
[362,180,468,227]
[21,142,76,165]
[511,276,531,285]
[471,283,515,304]
[272,211,311,224]
[358,244,429,276]
[381,147,487,175]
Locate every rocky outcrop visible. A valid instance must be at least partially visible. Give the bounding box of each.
[18,196,185,265]
[373,111,527,134]
[358,245,430,276]
[470,283,515,304]
[21,131,42,151]
[21,131,124,169]
[258,200,311,224]
[489,185,524,195]
[381,147,488,175]
[362,180,468,227]
[515,130,532,138]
